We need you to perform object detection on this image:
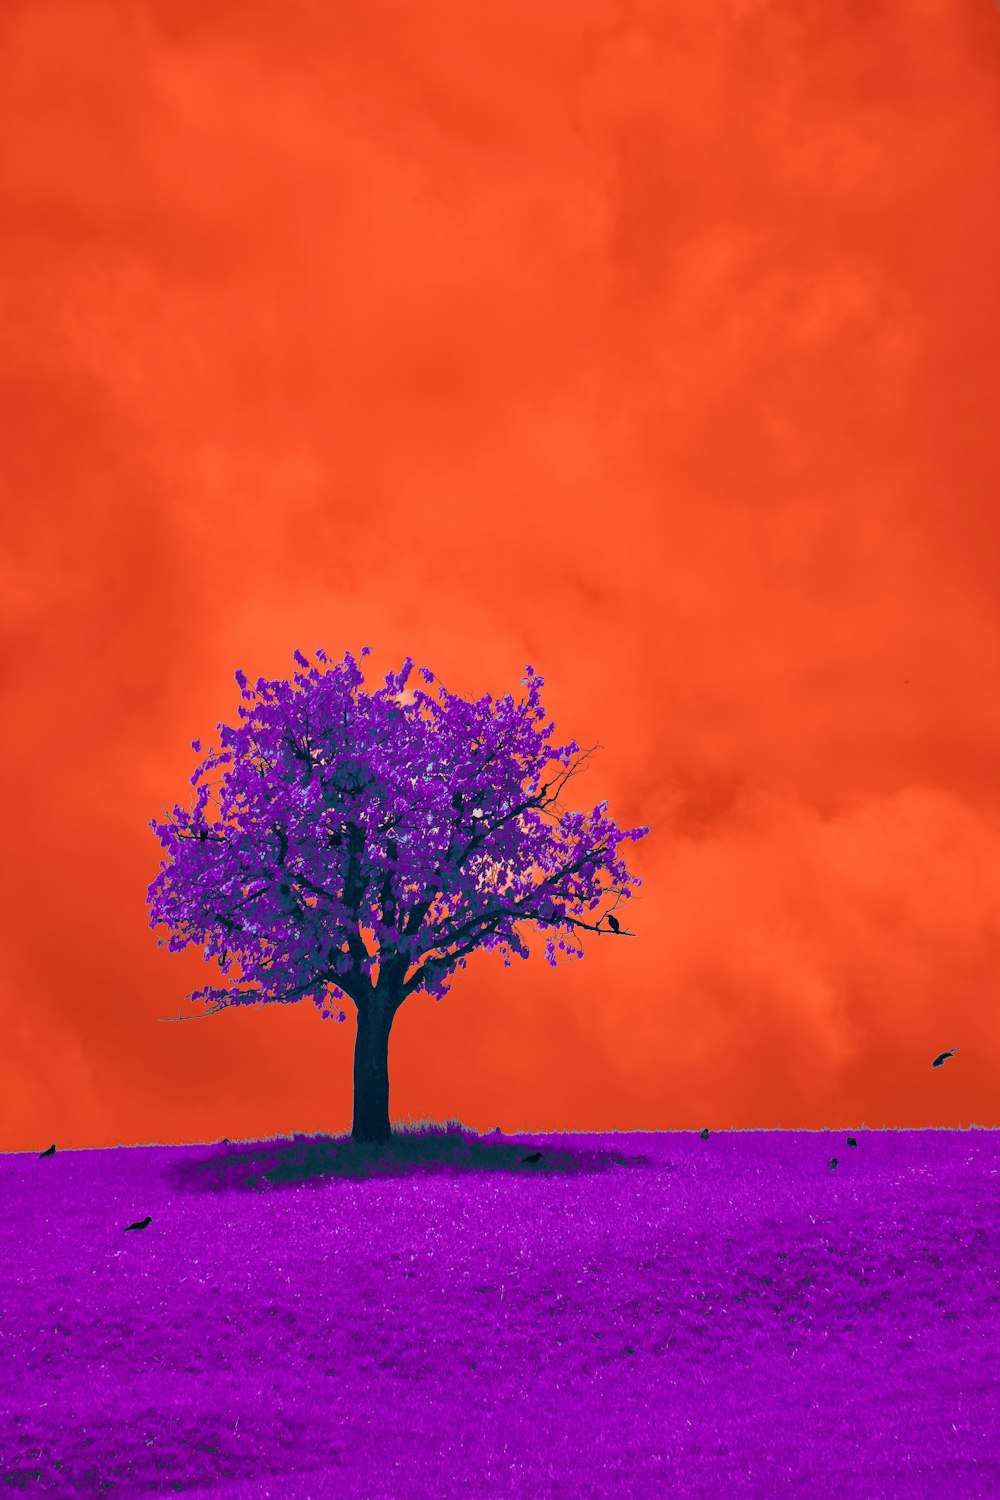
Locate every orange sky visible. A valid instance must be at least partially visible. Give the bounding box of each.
[2,0,999,1152]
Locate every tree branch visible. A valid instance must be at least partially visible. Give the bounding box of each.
[155,964,342,1023]
[407,825,610,960]
[156,1003,230,1023]
[396,826,623,997]
[395,743,598,944]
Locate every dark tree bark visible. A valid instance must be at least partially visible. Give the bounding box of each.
[351,988,399,1144]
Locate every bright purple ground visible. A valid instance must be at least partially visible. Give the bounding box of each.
[1,1124,997,1497]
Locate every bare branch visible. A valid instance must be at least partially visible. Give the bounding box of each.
[399,895,634,1000]
[156,1003,230,1023]
[156,955,357,1023]
[409,829,611,958]
[396,823,631,998]
[389,743,601,948]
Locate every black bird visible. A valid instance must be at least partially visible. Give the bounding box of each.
[38,1144,56,1158]
[830,1158,838,1169]
[700,1128,710,1140]
[607,914,620,933]
[124,1216,152,1232]
[521,1151,543,1165]
[932,1047,960,1068]
[846,1137,857,1148]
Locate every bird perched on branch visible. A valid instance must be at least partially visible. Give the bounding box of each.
[606,914,620,933]
[931,1047,959,1068]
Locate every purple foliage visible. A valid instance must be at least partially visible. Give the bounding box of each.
[147,646,649,1022]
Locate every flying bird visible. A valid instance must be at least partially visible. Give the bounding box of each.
[521,1152,543,1165]
[846,1138,857,1148]
[830,1158,838,1170]
[38,1144,56,1158]
[607,914,620,933]
[700,1128,710,1140]
[124,1216,152,1232]
[932,1048,960,1068]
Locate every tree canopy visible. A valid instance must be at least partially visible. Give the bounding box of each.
[146,646,649,1026]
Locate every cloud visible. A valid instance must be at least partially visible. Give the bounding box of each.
[0,0,997,1145]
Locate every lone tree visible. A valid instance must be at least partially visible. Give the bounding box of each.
[146,646,649,1144]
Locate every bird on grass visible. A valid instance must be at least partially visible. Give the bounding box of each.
[830,1158,838,1170]
[846,1138,857,1148]
[38,1144,56,1158]
[521,1151,543,1165]
[124,1216,152,1233]
[932,1047,960,1068]
[606,914,620,933]
[700,1128,710,1140]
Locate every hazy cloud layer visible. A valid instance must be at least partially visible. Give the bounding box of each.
[1,0,998,1148]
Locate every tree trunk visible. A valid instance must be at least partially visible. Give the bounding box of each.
[351,992,397,1144]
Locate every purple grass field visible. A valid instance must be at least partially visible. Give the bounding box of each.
[2,1121,997,1498]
